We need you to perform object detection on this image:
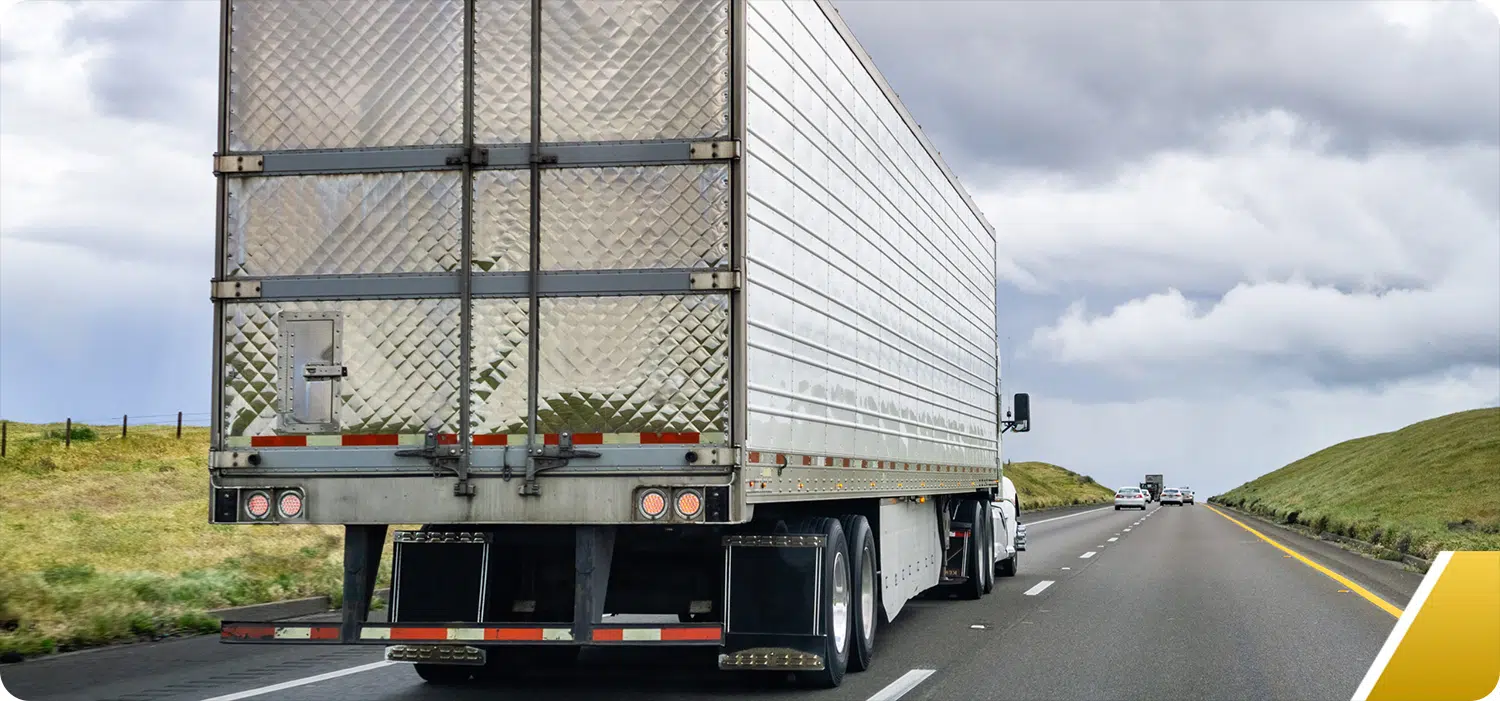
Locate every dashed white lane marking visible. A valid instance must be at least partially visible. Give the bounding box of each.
[1080,551,1097,559]
[1124,528,1132,532]
[1025,506,1113,526]
[867,668,938,701]
[1024,580,1055,596]
[1107,537,1119,542]
[1061,567,1071,570]
[198,661,396,701]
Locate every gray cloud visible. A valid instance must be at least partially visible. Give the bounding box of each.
[64,1,217,126]
[834,0,1500,174]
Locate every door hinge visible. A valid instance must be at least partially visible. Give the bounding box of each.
[690,271,742,291]
[446,147,489,166]
[689,140,740,160]
[214,154,264,174]
[211,280,262,300]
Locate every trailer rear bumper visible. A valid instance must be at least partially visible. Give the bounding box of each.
[220,622,724,646]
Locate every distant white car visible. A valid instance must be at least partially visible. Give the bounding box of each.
[1181,488,1195,505]
[991,476,1024,578]
[1114,487,1148,510]
[1160,488,1184,506]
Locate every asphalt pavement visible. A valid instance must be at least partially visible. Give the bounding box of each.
[0,502,1407,701]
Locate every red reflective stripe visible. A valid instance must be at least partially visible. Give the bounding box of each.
[472,434,509,446]
[641,432,700,444]
[662,627,721,642]
[571,433,604,445]
[543,433,559,445]
[389,627,449,641]
[591,628,625,642]
[222,624,276,640]
[309,625,340,640]
[747,451,761,463]
[436,433,459,445]
[342,434,399,447]
[485,628,543,641]
[251,436,306,447]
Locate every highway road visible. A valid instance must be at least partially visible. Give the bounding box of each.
[1,502,1420,701]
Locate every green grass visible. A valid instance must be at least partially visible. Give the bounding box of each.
[1005,461,1116,509]
[1210,408,1500,559]
[0,422,394,658]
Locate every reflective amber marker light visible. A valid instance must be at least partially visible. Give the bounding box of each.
[675,490,702,518]
[245,491,271,519]
[639,490,668,519]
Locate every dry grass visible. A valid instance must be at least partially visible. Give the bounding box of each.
[1211,408,1500,559]
[0,422,389,658]
[1006,461,1116,509]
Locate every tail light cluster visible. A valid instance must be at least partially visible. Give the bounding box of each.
[633,486,729,523]
[212,486,307,523]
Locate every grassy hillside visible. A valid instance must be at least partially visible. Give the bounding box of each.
[0,422,393,658]
[1006,461,1116,509]
[1211,408,1500,559]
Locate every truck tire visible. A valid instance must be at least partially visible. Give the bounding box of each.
[980,510,995,594]
[943,500,986,601]
[414,663,473,684]
[997,549,1019,577]
[789,517,852,689]
[838,514,878,673]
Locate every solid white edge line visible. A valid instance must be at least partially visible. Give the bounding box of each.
[198,660,397,701]
[1024,580,1055,596]
[867,668,937,701]
[1079,551,1096,559]
[1349,551,1452,701]
[1025,506,1112,526]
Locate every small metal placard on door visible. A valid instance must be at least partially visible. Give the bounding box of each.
[277,311,344,434]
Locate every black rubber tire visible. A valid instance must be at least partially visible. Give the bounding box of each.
[980,510,995,595]
[414,663,474,685]
[1115,505,1121,511]
[997,548,1019,577]
[838,514,878,673]
[947,500,985,601]
[790,517,852,689]
[472,646,579,681]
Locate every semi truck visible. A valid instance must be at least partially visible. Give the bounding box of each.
[1143,474,1165,502]
[208,0,1028,689]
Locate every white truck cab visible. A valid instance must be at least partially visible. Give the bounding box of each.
[991,476,1025,577]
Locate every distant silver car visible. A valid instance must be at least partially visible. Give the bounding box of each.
[1181,489,1195,505]
[1160,488,1184,506]
[1114,487,1148,510]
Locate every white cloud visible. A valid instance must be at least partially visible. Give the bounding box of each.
[1009,365,1500,495]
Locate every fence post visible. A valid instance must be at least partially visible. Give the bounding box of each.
[177,411,184,439]
[2,421,7,457]
[65,418,72,448]
[122,414,129,439]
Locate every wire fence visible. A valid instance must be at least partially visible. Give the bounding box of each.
[0,412,212,456]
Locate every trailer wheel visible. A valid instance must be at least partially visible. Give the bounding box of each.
[997,548,1019,577]
[945,500,986,601]
[980,512,995,594]
[789,517,852,689]
[414,664,473,685]
[838,514,878,673]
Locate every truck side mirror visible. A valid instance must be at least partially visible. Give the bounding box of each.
[1013,393,1030,432]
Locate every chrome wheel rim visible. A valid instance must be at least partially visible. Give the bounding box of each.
[860,548,876,641]
[832,550,851,653]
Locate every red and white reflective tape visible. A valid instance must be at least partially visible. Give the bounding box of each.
[221,623,340,641]
[591,626,722,643]
[220,622,721,644]
[228,432,725,449]
[745,450,991,475]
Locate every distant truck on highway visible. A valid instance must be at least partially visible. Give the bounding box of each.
[207,0,1029,690]
[1143,474,1165,502]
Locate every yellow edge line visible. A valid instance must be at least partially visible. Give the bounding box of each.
[1206,505,1403,618]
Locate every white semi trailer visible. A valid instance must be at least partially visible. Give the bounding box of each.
[209,0,1030,688]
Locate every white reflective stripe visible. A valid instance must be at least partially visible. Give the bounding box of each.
[305,435,341,447]
[700,432,727,444]
[604,433,642,445]
[507,434,527,445]
[447,628,484,641]
[226,436,252,448]
[360,627,391,640]
[397,434,425,446]
[621,628,662,641]
[542,628,573,641]
[274,627,312,640]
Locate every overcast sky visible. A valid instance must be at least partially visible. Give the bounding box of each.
[1,0,1497,495]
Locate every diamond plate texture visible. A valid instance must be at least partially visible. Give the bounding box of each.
[541,0,730,143]
[473,0,532,144]
[471,170,531,273]
[470,299,531,435]
[537,296,728,434]
[228,0,463,151]
[226,173,462,276]
[541,166,729,270]
[223,300,461,438]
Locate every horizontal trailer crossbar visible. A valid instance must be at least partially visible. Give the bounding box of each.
[231,269,727,302]
[221,622,721,646]
[216,140,738,177]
